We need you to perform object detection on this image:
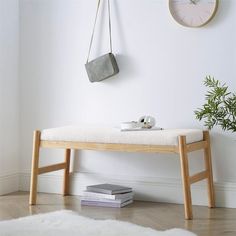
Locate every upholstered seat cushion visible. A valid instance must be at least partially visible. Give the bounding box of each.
[40,126,203,146]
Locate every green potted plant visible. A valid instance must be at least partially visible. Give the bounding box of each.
[195,76,236,132]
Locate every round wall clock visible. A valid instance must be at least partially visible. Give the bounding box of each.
[169,0,218,28]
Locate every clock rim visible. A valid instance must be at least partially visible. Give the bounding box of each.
[169,0,219,28]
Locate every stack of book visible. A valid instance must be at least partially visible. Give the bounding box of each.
[81,183,134,208]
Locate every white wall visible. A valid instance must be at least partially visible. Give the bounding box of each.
[0,0,19,194]
[19,0,236,207]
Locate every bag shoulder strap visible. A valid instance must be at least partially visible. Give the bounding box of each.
[86,0,112,63]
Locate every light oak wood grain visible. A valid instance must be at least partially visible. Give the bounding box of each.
[29,130,41,205]
[38,163,67,175]
[179,135,193,220]
[203,131,215,208]
[63,149,71,196]
[40,141,179,153]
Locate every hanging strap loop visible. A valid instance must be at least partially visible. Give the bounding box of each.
[108,0,112,53]
[86,0,112,63]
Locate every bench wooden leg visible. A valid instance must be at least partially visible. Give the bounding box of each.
[63,149,71,196]
[179,136,193,220]
[29,130,41,205]
[203,131,215,208]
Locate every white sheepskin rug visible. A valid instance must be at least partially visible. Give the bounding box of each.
[0,210,196,236]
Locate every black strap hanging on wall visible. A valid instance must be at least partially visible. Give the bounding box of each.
[85,0,119,83]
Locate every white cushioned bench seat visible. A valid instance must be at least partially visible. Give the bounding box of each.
[31,126,215,220]
[41,126,203,146]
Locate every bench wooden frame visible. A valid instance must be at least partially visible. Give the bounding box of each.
[29,130,215,220]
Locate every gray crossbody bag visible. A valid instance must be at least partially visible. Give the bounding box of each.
[85,0,119,83]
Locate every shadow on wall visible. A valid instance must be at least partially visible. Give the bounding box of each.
[114,54,137,82]
[211,131,236,181]
[91,0,127,57]
[210,130,236,207]
[211,0,231,27]
[111,0,139,83]
[113,0,127,53]
[73,150,79,172]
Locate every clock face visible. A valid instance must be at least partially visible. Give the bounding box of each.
[169,0,218,27]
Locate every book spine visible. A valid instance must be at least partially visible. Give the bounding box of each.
[121,199,133,207]
[86,187,112,195]
[81,200,121,208]
[112,189,132,194]
[81,199,133,208]
[81,197,123,203]
[83,192,116,200]
[83,191,134,200]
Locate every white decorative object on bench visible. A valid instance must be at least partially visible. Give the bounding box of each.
[29,126,215,220]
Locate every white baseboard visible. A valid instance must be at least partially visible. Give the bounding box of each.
[19,171,236,208]
[0,173,19,195]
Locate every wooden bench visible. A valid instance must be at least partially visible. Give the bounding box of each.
[29,126,215,220]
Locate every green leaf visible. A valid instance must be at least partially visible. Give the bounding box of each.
[194,76,236,132]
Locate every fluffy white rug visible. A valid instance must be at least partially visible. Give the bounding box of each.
[0,210,196,236]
